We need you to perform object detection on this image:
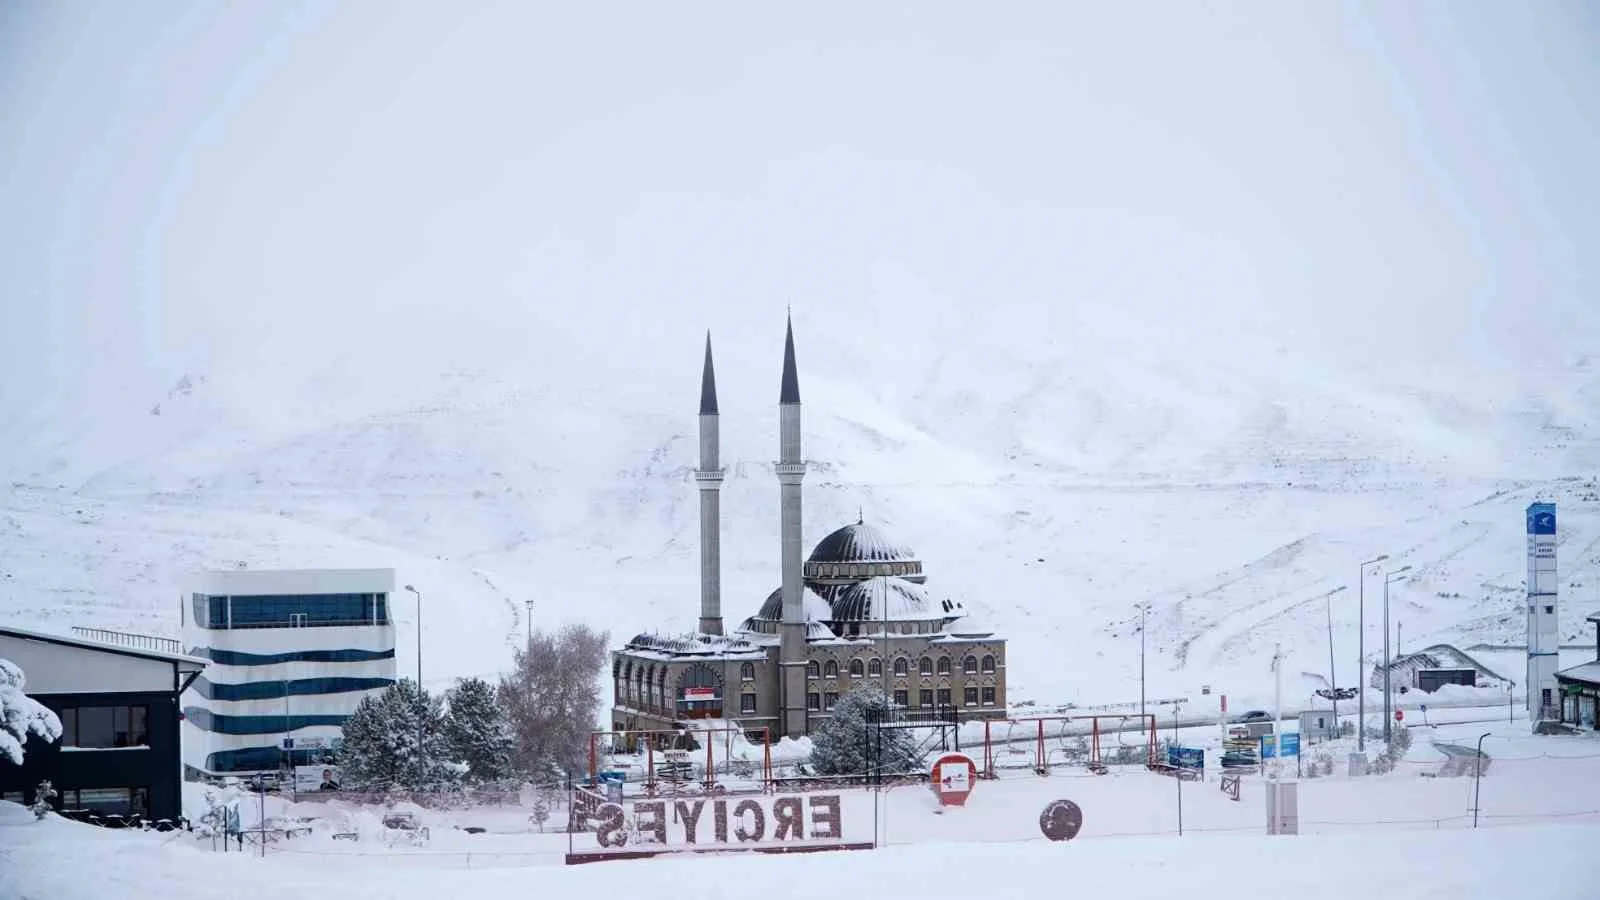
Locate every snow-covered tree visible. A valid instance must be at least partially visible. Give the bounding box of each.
[808,684,924,778]
[499,624,608,784]
[1,658,62,765]
[338,680,456,791]
[442,677,515,785]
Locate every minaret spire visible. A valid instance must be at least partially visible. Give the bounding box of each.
[695,332,725,635]
[776,313,808,738]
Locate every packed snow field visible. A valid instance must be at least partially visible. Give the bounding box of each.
[3,722,1598,898]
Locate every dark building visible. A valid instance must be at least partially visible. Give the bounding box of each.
[1,625,205,825]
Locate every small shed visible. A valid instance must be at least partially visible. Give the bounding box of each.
[1299,709,1338,743]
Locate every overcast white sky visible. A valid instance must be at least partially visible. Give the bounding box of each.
[1,1,1596,422]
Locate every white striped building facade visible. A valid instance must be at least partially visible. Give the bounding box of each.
[181,568,397,777]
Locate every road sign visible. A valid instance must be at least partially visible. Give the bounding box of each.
[930,753,977,807]
[1168,746,1204,771]
[1395,709,1404,722]
[1260,733,1300,759]
[1039,799,1084,841]
[281,737,294,750]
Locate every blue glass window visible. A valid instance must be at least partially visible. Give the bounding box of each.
[193,593,391,629]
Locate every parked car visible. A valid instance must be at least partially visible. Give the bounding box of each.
[1236,710,1271,724]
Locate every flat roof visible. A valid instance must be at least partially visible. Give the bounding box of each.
[0,623,207,670]
[189,567,396,596]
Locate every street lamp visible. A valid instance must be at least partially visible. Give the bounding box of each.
[1135,602,1152,721]
[1323,585,1348,731]
[1382,566,1411,744]
[404,584,424,785]
[1472,732,1491,828]
[1357,554,1388,751]
[524,599,534,646]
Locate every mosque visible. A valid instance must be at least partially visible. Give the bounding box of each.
[609,317,1008,741]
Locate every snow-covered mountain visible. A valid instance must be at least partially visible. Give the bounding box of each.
[3,2,1598,709]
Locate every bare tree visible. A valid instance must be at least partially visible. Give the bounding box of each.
[499,624,609,784]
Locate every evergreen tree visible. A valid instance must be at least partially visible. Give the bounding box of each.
[1,659,61,766]
[443,677,515,785]
[338,680,455,791]
[500,624,609,784]
[808,684,924,778]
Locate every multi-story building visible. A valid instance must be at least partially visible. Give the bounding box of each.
[608,320,1007,742]
[181,568,396,778]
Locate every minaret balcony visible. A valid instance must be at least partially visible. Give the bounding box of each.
[694,469,726,484]
[774,461,808,479]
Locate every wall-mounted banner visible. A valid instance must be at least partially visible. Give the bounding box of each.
[566,789,874,863]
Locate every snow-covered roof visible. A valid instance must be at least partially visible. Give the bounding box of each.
[621,631,768,661]
[747,586,835,623]
[829,577,962,623]
[1586,611,1600,625]
[1556,661,1600,685]
[0,623,207,668]
[807,522,917,565]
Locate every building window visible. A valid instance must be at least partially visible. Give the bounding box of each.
[1545,605,1554,614]
[807,692,821,712]
[202,593,389,629]
[937,688,952,706]
[964,687,979,706]
[823,660,839,678]
[740,663,755,681]
[919,689,934,708]
[57,787,148,817]
[849,659,865,677]
[61,706,149,748]
[806,660,820,678]
[741,693,757,714]
[981,655,996,674]
[963,655,978,674]
[893,690,909,707]
[982,687,996,706]
[937,657,952,676]
[824,691,839,711]
[868,658,883,677]
[893,658,909,677]
[919,657,933,676]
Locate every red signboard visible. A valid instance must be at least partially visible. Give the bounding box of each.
[929,753,977,807]
[684,687,717,700]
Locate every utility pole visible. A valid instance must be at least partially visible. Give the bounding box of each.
[1382,567,1410,744]
[1270,643,1285,781]
[1357,554,1388,751]
[405,584,424,787]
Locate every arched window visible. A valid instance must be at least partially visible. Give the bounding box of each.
[849,658,865,677]
[982,654,996,674]
[963,655,978,674]
[919,656,933,676]
[893,657,909,677]
[937,656,951,676]
[823,660,839,678]
[644,665,655,705]
[806,660,821,678]
[740,662,755,682]
[678,663,722,719]
[868,658,883,677]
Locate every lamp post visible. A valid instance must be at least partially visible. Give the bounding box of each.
[525,599,534,646]
[1136,602,1151,721]
[405,584,424,787]
[1472,732,1491,828]
[1323,585,1348,731]
[1357,554,1388,751]
[1382,567,1411,744]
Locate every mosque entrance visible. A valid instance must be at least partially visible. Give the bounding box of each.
[677,663,724,719]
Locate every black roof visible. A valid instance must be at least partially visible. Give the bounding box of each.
[780,314,800,405]
[700,331,718,415]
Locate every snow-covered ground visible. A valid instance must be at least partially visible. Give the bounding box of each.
[3,719,1597,898]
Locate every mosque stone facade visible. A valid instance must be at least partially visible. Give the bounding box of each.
[609,319,1007,741]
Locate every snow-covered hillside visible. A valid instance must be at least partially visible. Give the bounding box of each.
[3,3,1599,710]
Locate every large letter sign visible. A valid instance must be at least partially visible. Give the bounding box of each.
[570,791,870,864]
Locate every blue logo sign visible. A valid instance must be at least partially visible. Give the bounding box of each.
[1527,502,1556,535]
[1167,746,1204,770]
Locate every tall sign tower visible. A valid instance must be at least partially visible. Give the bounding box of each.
[1525,502,1559,722]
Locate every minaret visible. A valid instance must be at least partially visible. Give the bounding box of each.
[1526,502,1559,722]
[776,314,809,738]
[696,333,725,636]
[697,333,729,634]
